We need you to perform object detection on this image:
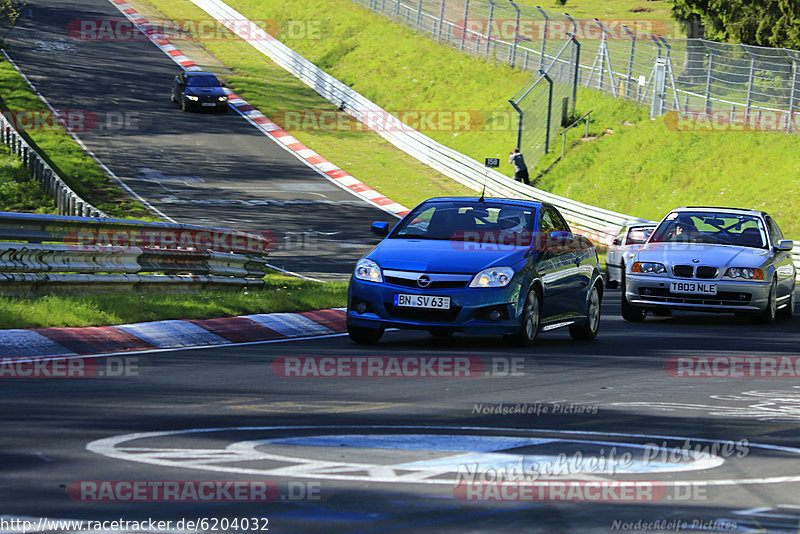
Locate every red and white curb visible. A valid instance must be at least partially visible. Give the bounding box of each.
[0,308,347,358]
[108,0,409,218]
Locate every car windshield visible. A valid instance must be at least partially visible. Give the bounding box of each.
[391,201,536,243]
[186,75,221,87]
[627,227,654,245]
[650,212,768,248]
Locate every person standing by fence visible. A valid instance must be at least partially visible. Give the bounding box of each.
[509,148,529,185]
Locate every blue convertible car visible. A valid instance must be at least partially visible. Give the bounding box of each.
[347,197,603,345]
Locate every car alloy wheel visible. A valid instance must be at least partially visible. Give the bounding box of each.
[570,284,601,340]
[180,93,189,112]
[753,278,778,324]
[506,288,540,347]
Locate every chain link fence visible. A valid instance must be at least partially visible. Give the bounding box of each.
[358,0,800,162]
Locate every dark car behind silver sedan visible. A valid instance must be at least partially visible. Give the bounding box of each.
[623,207,795,323]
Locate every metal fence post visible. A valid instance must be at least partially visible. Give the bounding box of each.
[460,0,470,52]
[571,33,580,114]
[542,71,554,153]
[566,14,578,87]
[416,0,423,31]
[394,0,400,16]
[508,0,520,67]
[486,0,495,58]
[536,6,549,71]
[745,52,755,125]
[597,20,606,92]
[623,26,636,100]
[705,51,714,116]
[437,0,446,41]
[788,60,797,133]
[508,99,524,152]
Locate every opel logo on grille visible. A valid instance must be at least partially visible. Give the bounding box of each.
[692,258,701,263]
[417,275,432,288]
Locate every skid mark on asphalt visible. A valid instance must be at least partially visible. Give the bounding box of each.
[219,400,413,415]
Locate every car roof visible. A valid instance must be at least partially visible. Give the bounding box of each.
[670,206,765,217]
[185,71,217,77]
[421,197,545,209]
[623,219,657,228]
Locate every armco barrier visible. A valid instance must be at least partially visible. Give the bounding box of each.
[0,212,272,294]
[0,114,105,218]
[188,0,800,279]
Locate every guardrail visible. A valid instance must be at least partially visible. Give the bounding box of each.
[0,212,272,294]
[0,114,105,218]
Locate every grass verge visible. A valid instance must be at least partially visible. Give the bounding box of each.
[0,144,56,213]
[0,58,154,219]
[0,271,347,329]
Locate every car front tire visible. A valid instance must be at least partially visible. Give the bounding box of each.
[569,283,601,340]
[753,278,778,324]
[604,266,619,289]
[347,323,384,344]
[505,287,541,347]
[180,93,189,112]
[621,291,646,322]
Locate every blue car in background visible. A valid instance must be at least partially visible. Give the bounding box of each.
[347,197,604,345]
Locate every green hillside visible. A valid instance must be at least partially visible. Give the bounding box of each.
[141,0,800,234]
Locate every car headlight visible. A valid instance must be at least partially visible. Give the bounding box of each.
[469,267,514,288]
[725,267,765,280]
[186,95,199,101]
[631,262,667,274]
[354,259,383,283]
[218,96,228,102]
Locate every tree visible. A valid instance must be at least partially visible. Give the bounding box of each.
[0,0,24,47]
[671,0,800,49]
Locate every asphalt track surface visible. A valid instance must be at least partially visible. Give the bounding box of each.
[3,293,800,533]
[3,1,800,533]
[4,0,392,280]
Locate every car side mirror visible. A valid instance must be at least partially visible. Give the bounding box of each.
[549,231,573,240]
[371,221,390,237]
[612,237,621,246]
[775,239,794,251]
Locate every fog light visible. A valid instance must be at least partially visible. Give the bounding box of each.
[355,302,367,314]
[488,310,502,321]
[642,288,652,295]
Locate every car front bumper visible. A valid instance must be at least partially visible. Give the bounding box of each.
[625,274,770,314]
[347,278,524,335]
